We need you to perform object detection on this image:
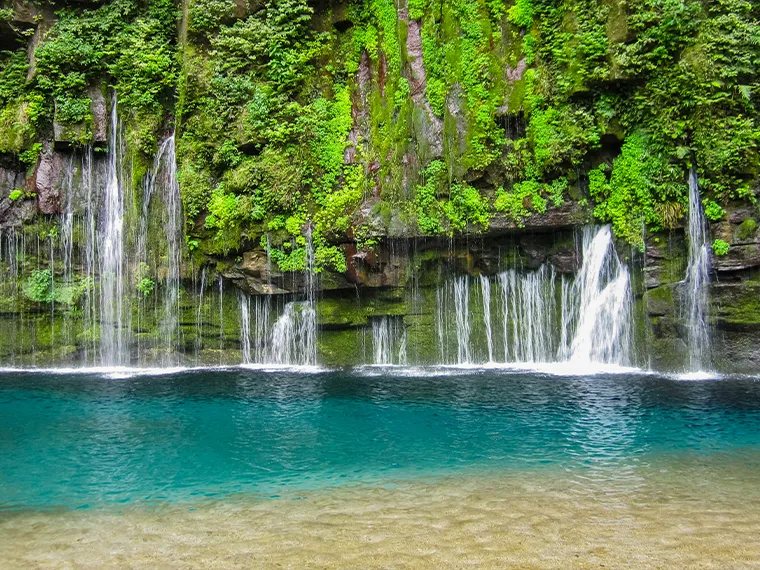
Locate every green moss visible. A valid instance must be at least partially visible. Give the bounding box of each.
[738,218,757,240]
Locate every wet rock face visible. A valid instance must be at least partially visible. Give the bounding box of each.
[227,230,580,295]
[711,209,760,273]
[639,204,760,372]
[710,282,760,373]
[403,15,443,160]
[642,233,687,290]
[488,202,589,234]
[89,85,108,145]
[0,158,34,228]
[33,143,64,215]
[0,196,36,229]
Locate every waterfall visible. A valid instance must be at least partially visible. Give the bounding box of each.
[568,226,632,365]
[217,275,225,364]
[684,167,711,371]
[235,230,318,367]
[454,276,472,364]
[371,316,407,365]
[98,95,128,366]
[480,275,494,362]
[496,265,557,363]
[194,267,206,363]
[436,288,448,363]
[82,147,100,362]
[252,295,270,363]
[155,134,183,363]
[239,291,252,364]
[134,132,184,364]
[435,225,632,367]
[267,301,317,366]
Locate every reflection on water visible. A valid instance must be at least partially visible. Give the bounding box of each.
[1,368,760,511]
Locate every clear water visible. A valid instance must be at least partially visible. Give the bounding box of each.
[1,368,759,512]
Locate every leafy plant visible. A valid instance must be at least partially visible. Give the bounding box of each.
[712,239,730,256]
[703,200,726,221]
[136,277,156,297]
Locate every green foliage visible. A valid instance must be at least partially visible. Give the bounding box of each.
[408,0,425,20]
[712,239,730,256]
[590,133,687,248]
[314,165,364,237]
[188,0,235,34]
[8,189,23,201]
[204,185,246,254]
[32,0,177,149]
[176,0,760,262]
[529,106,599,176]
[703,201,725,221]
[0,50,28,106]
[443,183,490,232]
[23,269,54,303]
[414,160,447,234]
[495,180,545,225]
[18,143,42,166]
[305,87,354,204]
[55,97,91,124]
[22,269,90,305]
[507,0,534,28]
[0,99,34,154]
[315,244,347,273]
[136,277,156,297]
[413,161,490,234]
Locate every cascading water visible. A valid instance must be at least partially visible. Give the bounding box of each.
[235,229,318,367]
[98,95,128,366]
[194,267,206,364]
[371,316,407,365]
[499,265,558,363]
[454,276,472,364]
[683,167,711,371]
[152,134,183,364]
[435,225,633,368]
[239,291,252,365]
[479,275,494,363]
[267,301,317,366]
[568,226,632,365]
[252,296,270,363]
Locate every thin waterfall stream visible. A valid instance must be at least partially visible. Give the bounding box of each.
[98,95,128,366]
[684,167,711,371]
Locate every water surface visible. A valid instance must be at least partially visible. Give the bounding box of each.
[1,368,759,567]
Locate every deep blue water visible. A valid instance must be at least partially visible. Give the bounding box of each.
[1,367,760,511]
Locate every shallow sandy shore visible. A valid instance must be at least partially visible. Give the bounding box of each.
[3,460,760,569]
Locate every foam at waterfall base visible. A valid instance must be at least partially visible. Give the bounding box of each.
[354,362,650,378]
[0,364,327,379]
[0,365,233,379]
[671,370,723,381]
[238,363,325,374]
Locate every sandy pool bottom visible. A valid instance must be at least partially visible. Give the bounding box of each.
[2,461,760,569]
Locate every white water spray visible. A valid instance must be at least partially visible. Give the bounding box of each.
[568,226,632,365]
